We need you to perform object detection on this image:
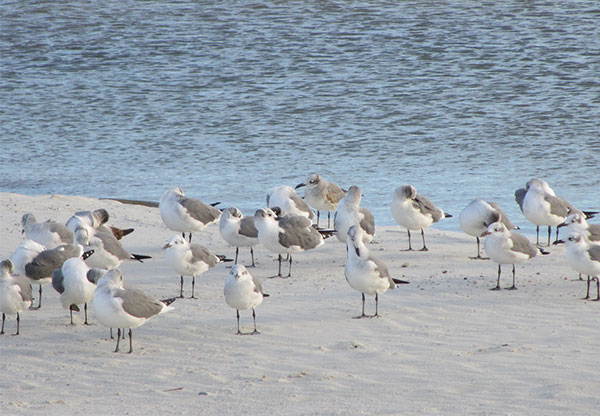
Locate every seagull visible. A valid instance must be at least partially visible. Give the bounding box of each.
[266,185,315,219]
[9,240,46,277]
[159,187,221,242]
[558,213,600,243]
[482,222,547,290]
[391,185,452,251]
[21,213,73,249]
[459,199,518,259]
[0,260,33,335]
[564,233,600,301]
[334,185,375,244]
[163,234,231,298]
[73,226,151,270]
[295,173,346,227]
[66,209,134,241]
[93,269,176,353]
[254,208,330,278]
[52,258,105,324]
[344,225,409,318]
[224,264,269,335]
[516,179,596,246]
[24,244,94,309]
[219,207,260,267]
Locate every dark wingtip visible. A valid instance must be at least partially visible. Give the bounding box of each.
[263,293,270,298]
[82,250,95,260]
[131,254,152,262]
[161,297,177,306]
[210,201,221,207]
[538,248,551,255]
[217,255,234,262]
[444,213,453,218]
[393,278,410,284]
[583,211,598,219]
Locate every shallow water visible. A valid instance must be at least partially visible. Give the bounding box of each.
[1,1,599,234]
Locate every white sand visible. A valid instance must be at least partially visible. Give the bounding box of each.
[0,192,597,415]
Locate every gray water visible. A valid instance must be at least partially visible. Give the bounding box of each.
[1,1,599,234]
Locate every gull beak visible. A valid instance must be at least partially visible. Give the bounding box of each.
[481,231,491,237]
[295,182,306,189]
[557,222,567,229]
[162,243,171,249]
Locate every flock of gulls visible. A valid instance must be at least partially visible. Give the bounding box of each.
[1,175,599,353]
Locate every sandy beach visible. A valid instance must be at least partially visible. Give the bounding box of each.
[0,192,598,415]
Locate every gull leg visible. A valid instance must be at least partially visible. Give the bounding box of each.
[546,226,551,247]
[235,309,242,335]
[69,307,74,325]
[536,226,540,245]
[1,313,5,334]
[316,211,320,228]
[327,211,331,228]
[403,229,413,251]
[419,229,429,251]
[128,329,133,354]
[490,264,501,290]
[371,293,381,318]
[595,278,599,301]
[115,328,121,352]
[190,275,196,299]
[234,247,239,264]
[14,312,20,335]
[353,293,368,319]
[506,264,517,290]
[84,303,90,325]
[179,276,184,298]
[287,255,293,278]
[584,276,590,299]
[250,247,256,267]
[188,233,193,243]
[251,308,260,334]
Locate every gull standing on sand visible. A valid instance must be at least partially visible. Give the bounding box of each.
[21,213,73,249]
[344,226,409,318]
[482,222,546,291]
[0,260,33,335]
[25,244,94,309]
[459,199,518,259]
[66,209,134,240]
[254,208,330,277]
[564,233,600,301]
[159,187,221,242]
[295,173,346,227]
[163,234,231,298]
[224,264,269,335]
[391,185,452,251]
[73,226,151,270]
[334,185,375,244]
[266,185,315,219]
[9,240,46,277]
[93,269,175,353]
[52,258,105,324]
[516,179,596,246]
[219,207,260,267]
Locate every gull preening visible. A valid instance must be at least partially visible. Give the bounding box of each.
[21,213,73,249]
[344,225,409,318]
[334,185,375,244]
[66,209,134,241]
[391,185,452,251]
[254,208,330,278]
[159,187,221,242]
[93,269,176,353]
[295,173,346,228]
[51,258,105,324]
[0,260,33,335]
[459,199,517,259]
[9,239,46,277]
[219,207,260,267]
[483,222,547,290]
[24,244,94,309]
[163,234,231,298]
[266,185,315,219]
[224,264,269,335]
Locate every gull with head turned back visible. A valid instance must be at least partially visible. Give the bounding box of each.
[0,260,33,335]
[391,185,452,251]
[459,199,518,259]
[159,187,221,242]
[266,185,315,220]
[66,208,134,241]
[93,269,176,353]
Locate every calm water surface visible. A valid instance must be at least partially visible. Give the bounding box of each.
[1,1,599,234]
